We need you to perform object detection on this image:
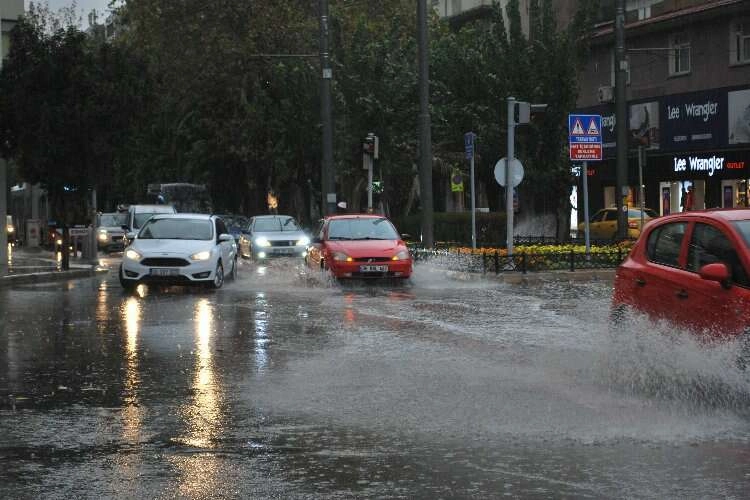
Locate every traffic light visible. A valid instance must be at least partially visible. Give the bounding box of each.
[363,133,379,159]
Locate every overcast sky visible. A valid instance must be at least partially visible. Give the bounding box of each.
[27,0,115,26]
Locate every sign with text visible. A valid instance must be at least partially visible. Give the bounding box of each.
[661,89,727,151]
[569,114,602,161]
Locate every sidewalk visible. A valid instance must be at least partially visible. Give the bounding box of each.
[1,245,107,287]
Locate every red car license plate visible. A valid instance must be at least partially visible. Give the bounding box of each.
[150,268,179,277]
[359,265,388,272]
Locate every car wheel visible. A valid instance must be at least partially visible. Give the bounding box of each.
[119,265,136,291]
[229,257,238,280]
[210,261,224,289]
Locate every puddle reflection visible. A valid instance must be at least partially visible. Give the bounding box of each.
[172,298,225,496]
[120,296,143,445]
[254,292,269,372]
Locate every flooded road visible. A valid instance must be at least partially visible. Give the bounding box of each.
[1,258,749,498]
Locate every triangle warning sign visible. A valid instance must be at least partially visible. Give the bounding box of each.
[571,119,585,135]
[587,118,600,136]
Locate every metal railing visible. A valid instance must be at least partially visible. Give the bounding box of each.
[410,247,626,274]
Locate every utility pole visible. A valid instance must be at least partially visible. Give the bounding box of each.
[615,0,628,240]
[0,159,7,273]
[417,0,434,248]
[506,97,516,256]
[319,0,335,216]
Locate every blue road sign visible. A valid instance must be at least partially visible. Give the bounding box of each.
[568,114,602,144]
[569,114,603,161]
[464,132,475,160]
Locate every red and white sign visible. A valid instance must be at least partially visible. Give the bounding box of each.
[570,143,602,161]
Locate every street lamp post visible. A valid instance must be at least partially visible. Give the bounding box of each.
[417,0,434,248]
[319,0,335,216]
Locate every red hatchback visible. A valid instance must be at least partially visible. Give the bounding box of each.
[306,215,413,279]
[612,209,750,340]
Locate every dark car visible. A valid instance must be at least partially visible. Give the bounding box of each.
[215,214,250,244]
[612,209,750,353]
[96,212,128,252]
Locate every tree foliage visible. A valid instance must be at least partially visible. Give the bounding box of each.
[1,0,598,236]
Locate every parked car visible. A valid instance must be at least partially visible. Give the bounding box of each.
[306,214,412,279]
[96,212,128,252]
[238,215,309,260]
[579,207,658,240]
[119,213,237,290]
[612,209,750,347]
[123,204,177,245]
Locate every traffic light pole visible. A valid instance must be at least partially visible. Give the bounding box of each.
[506,97,515,257]
[319,0,336,216]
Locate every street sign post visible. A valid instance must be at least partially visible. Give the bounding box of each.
[569,114,603,255]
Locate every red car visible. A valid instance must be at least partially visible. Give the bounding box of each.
[306,215,413,279]
[612,209,750,343]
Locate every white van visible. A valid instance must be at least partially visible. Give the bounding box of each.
[125,204,176,235]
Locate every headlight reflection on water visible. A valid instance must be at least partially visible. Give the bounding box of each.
[171,298,225,497]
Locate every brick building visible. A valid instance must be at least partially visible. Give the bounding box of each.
[574,0,750,218]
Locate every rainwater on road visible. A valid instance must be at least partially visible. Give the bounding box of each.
[1,257,749,498]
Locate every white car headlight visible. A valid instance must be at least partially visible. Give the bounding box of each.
[296,236,310,246]
[391,250,410,261]
[190,250,211,261]
[255,237,271,247]
[98,230,108,241]
[332,251,352,262]
[125,249,142,261]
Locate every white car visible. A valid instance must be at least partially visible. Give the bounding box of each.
[119,214,237,290]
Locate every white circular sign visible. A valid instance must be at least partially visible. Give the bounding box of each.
[494,158,524,187]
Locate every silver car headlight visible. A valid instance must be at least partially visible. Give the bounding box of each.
[296,236,310,246]
[190,250,211,261]
[125,249,142,261]
[255,237,271,247]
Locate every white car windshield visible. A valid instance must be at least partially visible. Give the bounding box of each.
[99,214,127,227]
[327,218,399,240]
[254,217,300,232]
[139,218,213,240]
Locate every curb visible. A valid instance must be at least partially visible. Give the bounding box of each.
[441,268,615,284]
[0,267,109,287]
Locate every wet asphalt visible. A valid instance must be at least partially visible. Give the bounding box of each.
[1,256,749,499]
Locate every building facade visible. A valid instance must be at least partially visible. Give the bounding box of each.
[574,0,750,219]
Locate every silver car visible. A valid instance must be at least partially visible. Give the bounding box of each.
[238,215,309,260]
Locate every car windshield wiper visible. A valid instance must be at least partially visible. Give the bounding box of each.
[328,236,353,240]
[356,237,389,240]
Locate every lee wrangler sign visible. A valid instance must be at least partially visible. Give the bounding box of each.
[569,114,602,161]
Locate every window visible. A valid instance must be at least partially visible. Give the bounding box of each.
[647,222,687,267]
[591,211,605,223]
[731,22,750,64]
[688,223,750,287]
[670,34,691,75]
[216,218,228,239]
[604,210,618,221]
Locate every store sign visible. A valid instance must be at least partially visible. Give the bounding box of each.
[661,90,727,151]
[673,155,725,176]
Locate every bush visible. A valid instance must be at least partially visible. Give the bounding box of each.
[393,212,507,246]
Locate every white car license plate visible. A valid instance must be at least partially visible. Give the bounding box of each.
[360,265,388,273]
[150,268,179,277]
[275,248,293,255]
